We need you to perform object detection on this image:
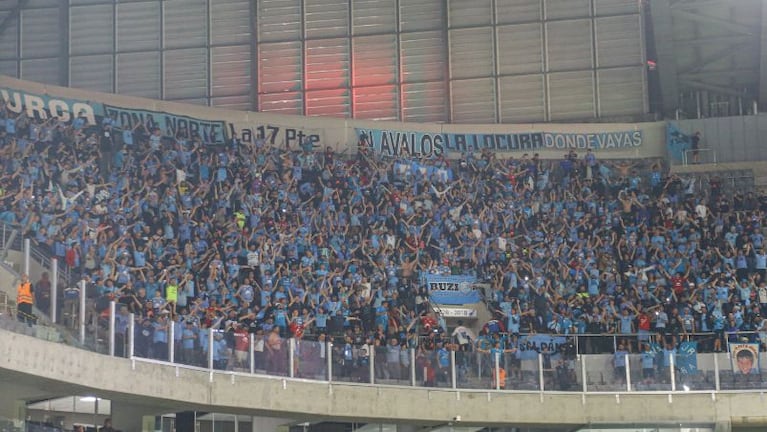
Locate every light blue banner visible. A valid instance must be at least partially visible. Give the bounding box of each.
[356,127,643,159]
[425,274,479,305]
[676,341,698,374]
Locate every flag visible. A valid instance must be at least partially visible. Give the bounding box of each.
[667,123,691,163]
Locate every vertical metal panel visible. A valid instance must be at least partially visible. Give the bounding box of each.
[305,37,349,117]
[164,48,208,101]
[304,0,349,39]
[548,70,595,120]
[594,0,638,16]
[70,0,113,4]
[498,74,545,122]
[597,66,643,117]
[21,58,59,84]
[595,15,641,68]
[69,4,113,56]
[353,34,396,86]
[448,0,492,27]
[400,31,445,83]
[116,1,161,52]
[164,0,207,50]
[116,51,161,98]
[451,78,495,123]
[257,0,301,42]
[305,88,350,117]
[211,45,251,98]
[353,85,397,120]
[0,10,19,59]
[70,54,113,93]
[259,92,303,114]
[729,117,747,163]
[401,81,447,122]
[210,0,250,45]
[304,38,349,90]
[496,0,542,24]
[742,116,760,160]
[352,0,395,35]
[545,19,593,72]
[20,7,60,58]
[258,40,303,113]
[449,27,494,79]
[0,60,18,77]
[545,0,590,20]
[23,0,59,7]
[496,23,543,75]
[211,94,252,110]
[399,0,443,32]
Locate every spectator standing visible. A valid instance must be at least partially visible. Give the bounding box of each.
[16,273,33,324]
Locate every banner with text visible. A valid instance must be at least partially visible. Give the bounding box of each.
[0,75,666,159]
[425,274,480,305]
[357,127,644,159]
[103,104,229,145]
[516,334,567,361]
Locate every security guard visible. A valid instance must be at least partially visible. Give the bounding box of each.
[16,273,33,324]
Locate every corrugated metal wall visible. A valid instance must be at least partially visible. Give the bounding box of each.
[0,0,647,123]
[674,115,767,164]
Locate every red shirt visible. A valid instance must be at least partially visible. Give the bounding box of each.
[638,313,651,331]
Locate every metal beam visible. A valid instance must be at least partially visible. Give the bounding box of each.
[672,8,759,36]
[679,78,747,98]
[760,0,767,105]
[0,0,28,39]
[680,68,759,80]
[677,42,753,75]
[650,0,681,115]
[675,34,756,47]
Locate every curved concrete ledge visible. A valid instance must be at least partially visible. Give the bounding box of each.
[1,329,767,428]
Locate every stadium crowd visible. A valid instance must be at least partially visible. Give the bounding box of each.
[1,98,767,386]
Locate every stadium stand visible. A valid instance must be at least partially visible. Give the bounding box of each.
[0,89,766,395]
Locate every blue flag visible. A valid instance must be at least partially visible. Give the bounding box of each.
[666,122,691,163]
[676,341,698,374]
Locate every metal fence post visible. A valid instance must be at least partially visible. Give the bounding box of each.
[249,333,255,375]
[625,353,631,391]
[327,342,334,382]
[168,319,175,363]
[128,313,135,358]
[410,348,416,387]
[289,338,295,378]
[79,279,86,345]
[208,328,214,370]
[51,258,58,324]
[23,238,30,275]
[714,353,721,391]
[108,301,116,357]
[581,356,587,393]
[369,344,375,384]
[538,353,545,392]
[450,350,457,389]
[670,353,676,392]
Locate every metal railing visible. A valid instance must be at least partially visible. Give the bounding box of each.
[682,148,717,165]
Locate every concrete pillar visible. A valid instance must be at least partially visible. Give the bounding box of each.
[250,416,293,432]
[0,396,26,428]
[714,421,732,432]
[110,403,157,432]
